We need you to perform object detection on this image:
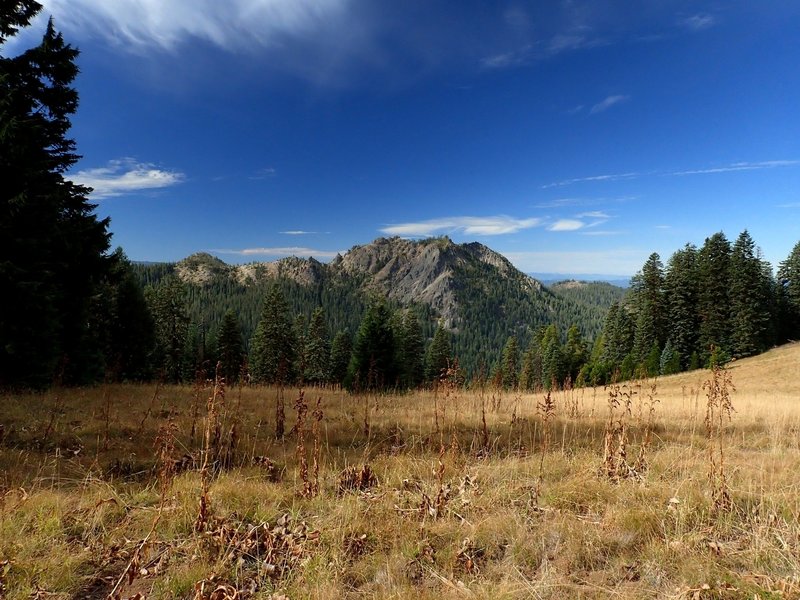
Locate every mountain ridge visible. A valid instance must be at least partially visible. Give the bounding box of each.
[138,236,620,374]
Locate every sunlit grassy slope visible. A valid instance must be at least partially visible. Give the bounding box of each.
[1,342,799,599]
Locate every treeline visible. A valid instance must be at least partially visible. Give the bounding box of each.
[578,231,800,385]
[141,275,456,390]
[482,231,800,390]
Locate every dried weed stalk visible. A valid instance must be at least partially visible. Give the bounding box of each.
[195,364,225,533]
[703,365,735,513]
[634,379,659,474]
[533,390,555,508]
[602,381,641,481]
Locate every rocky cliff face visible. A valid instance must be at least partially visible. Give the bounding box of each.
[176,237,543,327]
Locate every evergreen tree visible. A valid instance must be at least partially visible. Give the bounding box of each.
[729,230,772,357]
[664,244,699,370]
[104,249,155,381]
[425,323,452,382]
[304,307,330,385]
[659,339,681,375]
[347,298,396,390]
[631,253,665,364]
[146,276,190,383]
[250,286,297,384]
[328,330,352,387]
[697,232,732,362]
[778,241,800,340]
[540,324,565,389]
[602,302,634,369]
[182,321,208,381]
[1,5,112,387]
[564,324,588,381]
[500,336,519,390]
[396,310,425,389]
[519,336,543,391]
[217,310,244,383]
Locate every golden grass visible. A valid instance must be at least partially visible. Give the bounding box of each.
[1,343,799,599]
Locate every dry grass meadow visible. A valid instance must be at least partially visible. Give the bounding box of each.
[2,342,800,599]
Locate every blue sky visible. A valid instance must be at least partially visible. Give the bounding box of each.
[7,1,800,275]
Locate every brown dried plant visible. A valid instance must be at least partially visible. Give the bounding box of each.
[703,364,735,513]
[195,363,225,533]
[602,380,640,481]
[533,389,555,508]
[634,378,659,474]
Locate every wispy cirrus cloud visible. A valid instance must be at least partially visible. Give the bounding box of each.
[41,0,350,51]
[590,94,630,114]
[577,211,610,219]
[672,160,800,176]
[542,172,639,189]
[280,230,320,235]
[777,203,800,208]
[381,215,543,237]
[249,167,277,180]
[213,246,341,258]
[681,13,716,31]
[548,219,585,232]
[70,158,185,199]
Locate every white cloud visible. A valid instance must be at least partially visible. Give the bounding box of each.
[580,230,624,236]
[70,158,184,199]
[577,211,610,219]
[503,249,645,276]
[41,0,350,51]
[673,160,800,176]
[542,172,639,189]
[280,230,327,235]
[682,14,715,31]
[777,203,800,209]
[250,167,277,180]
[214,246,341,258]
[381,215,543,237]
[590,94,629,114]
[548,219,585,232]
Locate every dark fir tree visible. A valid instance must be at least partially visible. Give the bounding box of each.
[1,5,112,387]
[664,244,699,370]
[631,253,665,365]
[103,249,155,381]
[500,336,520,390]
[348,298,396,390]
[540,324,565,389]
[729,230,772,358]
[250,286,297,384]
[396,310,425,389]
[602,302,634,370]
[564,324,587,382]
[146,276,190,383]
[217,310,244,383]
[304,307,330,385]
[519,331,544,391]
[659,339,681,375]
[697,232,732,362]
[778,241,800,340]
[425,323,452,383]
[328,330,352,387]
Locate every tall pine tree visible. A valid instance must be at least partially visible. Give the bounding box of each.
[697,232,732,362]
[250,286,297,384]
[729,230,772,358]
[1,5,112,387]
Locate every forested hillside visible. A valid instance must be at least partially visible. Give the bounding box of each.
[580,231,800,385]
[133,237,615,379]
